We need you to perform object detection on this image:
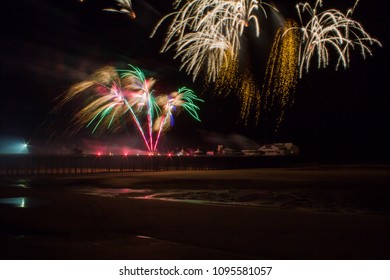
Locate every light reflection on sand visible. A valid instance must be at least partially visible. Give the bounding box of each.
[0,197,48,208]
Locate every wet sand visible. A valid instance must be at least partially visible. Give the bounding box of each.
[1,165,390,259]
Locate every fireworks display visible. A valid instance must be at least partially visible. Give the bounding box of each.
[55,65,203,152]
[55,0,382,151]
[293,0,382,78]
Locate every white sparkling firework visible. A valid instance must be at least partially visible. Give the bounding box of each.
[292,0,381,77]
[151,0,274,82]
[173,27,235,82]
[103,0,136,19]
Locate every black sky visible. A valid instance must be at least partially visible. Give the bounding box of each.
[1,0,389,160]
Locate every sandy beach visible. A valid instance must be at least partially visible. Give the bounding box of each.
[1,165,389,260]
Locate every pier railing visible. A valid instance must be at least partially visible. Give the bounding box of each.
[0,154,298,175]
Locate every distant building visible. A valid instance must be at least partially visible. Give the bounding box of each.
[275,143,299,156]
[218,145,243,156]
[217,145,224,155]
[194,148,203,156]
[258,143,299,156]
[216,143,299,156]
[177,148,186,156]
[222,147,234,155]
[258,144,283,156]
[241,149,264,156]
[241,143,299,156]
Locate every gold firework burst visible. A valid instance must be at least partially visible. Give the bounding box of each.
[214,51,240,97]
[239,70,261,125]
[262,19,300,125]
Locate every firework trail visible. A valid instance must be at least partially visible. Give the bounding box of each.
[55,65,203,152]
[151,0,274,82]
[103,0,136,19]
[292,0,381,78]
[262,19,300,125]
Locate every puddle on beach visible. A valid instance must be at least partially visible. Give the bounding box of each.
[74,187,153,198]
[10,182,30,189]
[136,235,153,239]
[0,179,31,189]
[0,197,48,208]
[73,186,385,215]
[75,187,282,207]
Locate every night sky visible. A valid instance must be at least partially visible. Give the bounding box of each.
[1,0,389,160]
